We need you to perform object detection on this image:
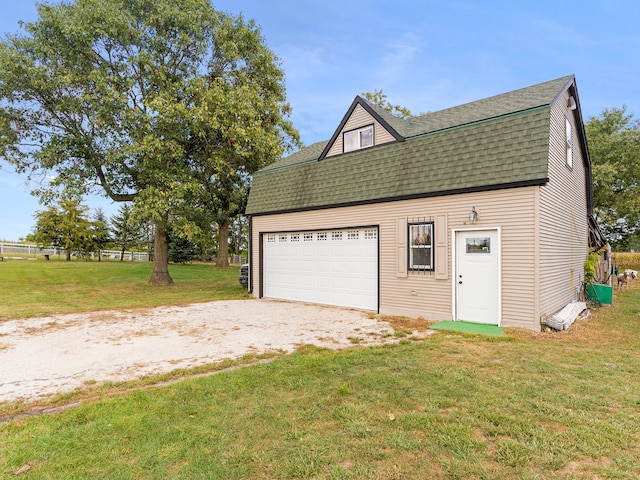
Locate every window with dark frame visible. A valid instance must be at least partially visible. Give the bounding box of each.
[343,125,374,152]
[408,222,434,271]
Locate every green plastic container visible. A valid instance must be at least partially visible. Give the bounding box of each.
[587,283,613,305]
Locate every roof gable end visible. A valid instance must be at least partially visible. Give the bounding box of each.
[319,96,405,160]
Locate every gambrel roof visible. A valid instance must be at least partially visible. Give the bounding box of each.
[246,75,579,216]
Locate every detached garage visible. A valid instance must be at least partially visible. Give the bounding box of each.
[262,227,378,311]
[246,75,602,331]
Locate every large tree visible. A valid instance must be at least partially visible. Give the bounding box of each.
[585,106,640,249]
[182,14,300,267]
[0,0,298,282]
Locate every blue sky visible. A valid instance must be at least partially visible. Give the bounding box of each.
[1,0,639,241]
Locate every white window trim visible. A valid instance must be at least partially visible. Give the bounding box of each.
[343,124,374,153]
[565,116,573,169]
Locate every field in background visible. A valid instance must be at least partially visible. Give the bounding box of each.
[612,251,640,270]
[0,259,248,319]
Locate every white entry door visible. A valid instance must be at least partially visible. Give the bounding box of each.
[455,229,500,325]
[263,228,378,311]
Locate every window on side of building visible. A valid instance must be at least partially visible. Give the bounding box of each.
[408,222,434,271]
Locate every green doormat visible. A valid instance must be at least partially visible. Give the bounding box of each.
[428,321,505,336]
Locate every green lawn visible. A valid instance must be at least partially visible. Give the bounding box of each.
[0,258,249,319]
[1,261,640,478]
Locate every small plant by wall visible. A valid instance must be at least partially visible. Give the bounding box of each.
[584,248,605,284]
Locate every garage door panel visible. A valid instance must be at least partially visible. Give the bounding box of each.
[263,228,378,311]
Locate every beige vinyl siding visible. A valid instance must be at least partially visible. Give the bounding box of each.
[250,186,540,329]
[538,92,589,320]
[486,188,538,329]
[325,105,397,157]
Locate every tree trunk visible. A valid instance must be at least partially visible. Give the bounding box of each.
[66,250,71,261]
[148,216,173,285]
[216,218,230,268]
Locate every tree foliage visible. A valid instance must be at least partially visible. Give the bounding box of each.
[32,198,97,260]
[0,0,298,281]
[586,106,640,249]
[91,207,110,261]
[361,90,412,119]
[110,203,144,261]
[168,230,199,264]
[229,216,248,257]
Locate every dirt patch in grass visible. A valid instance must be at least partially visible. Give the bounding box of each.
[378,314,434,333]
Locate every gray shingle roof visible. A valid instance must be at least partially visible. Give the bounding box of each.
[246,76,572,216]
[261,140,329,170]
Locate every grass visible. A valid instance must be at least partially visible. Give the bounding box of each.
[0,258,249,319]
[1,262,640,478]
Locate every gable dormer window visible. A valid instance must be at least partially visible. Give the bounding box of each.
[343,125,374,153]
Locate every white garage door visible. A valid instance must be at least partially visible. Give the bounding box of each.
[263,227,378,311]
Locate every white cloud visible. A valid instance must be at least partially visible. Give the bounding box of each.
[375,32,423,87]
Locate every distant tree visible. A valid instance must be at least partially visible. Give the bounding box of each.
[229,216,248,259]
[168,231,199,264]
[110,204,142,262]
[172,207,217,262]
[91,208,110,262]
[32,198,94,261]
[361,90,412,119]
[585,106,640,249]
[23,233,37,243]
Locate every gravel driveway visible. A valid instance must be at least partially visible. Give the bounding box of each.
[0,300,397,403]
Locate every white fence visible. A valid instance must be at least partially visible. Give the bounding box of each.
[214,255,248,265]
[0,243,149,261]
